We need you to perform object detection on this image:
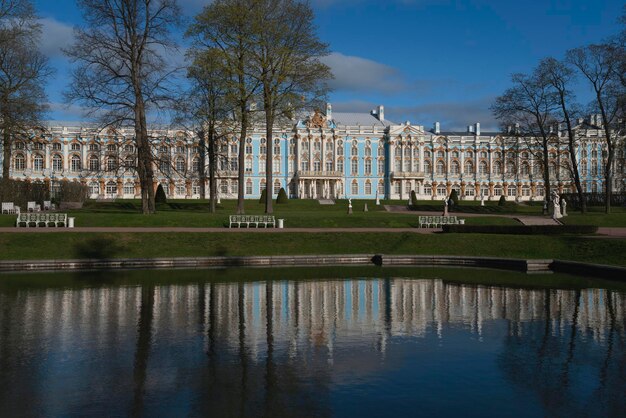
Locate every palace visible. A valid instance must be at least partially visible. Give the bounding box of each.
[1,103,624,201]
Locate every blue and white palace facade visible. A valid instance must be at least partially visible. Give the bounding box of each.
[1,104,624,201]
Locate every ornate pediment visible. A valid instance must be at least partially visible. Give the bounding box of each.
[306,109,327,129]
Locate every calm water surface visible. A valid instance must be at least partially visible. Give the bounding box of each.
[0,268,624,417]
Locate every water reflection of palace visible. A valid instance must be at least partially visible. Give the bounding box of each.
[3,279,624,356]
[1,278,624,417]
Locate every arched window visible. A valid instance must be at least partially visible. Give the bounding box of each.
[107,158,117,172]
[351,180,358,195]
[33,154,44,171]
[89,155,100,171]
[71,155,81,172]
[450,161,460,175]
[365,180,372,195]
[273,180,281,195]
[436,185,447,196]
[493,161,502,175]
[549,162,557,176]
[436,160,445,175]
[273,158,281,173]
[313,158,321,172]
[337,158,344,173]
[231,180,238,194]
[337,145,343,155]
[220,180,228,194]
[89,182,99,196]
[395,159,401,172]
[507,185,517,196]
[71,143,81,151]
[437,150,444,158]
[506,161,516,174]
[351,158,358,175]
[176,157,185,172]
[124,182,135,196]
[580,161,587,175]
[259,179,266,194]
[520,162,530,176]
[365,147,372,157]
[365,159,372,175]
[125,156,134,170]
[246,179,253,195]
[244,158,252,173]
[464,161,474,175]
[479,161,488,175]
[351,146,358,156]
[493,185,503,196]
[52,155,63,172]
[14,154,25,171]
[424,160,431,173]
[105,181,117,196]
[378,180,384,195]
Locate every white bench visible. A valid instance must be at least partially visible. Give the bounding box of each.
[419,215,465,228]
[16,213,68,227]
[2,202,20,214]
[229,215,276,228]
[27,201,41,212]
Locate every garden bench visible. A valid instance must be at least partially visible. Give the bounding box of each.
[2,202,20,214]
[27,201,41,212]
[229,215,276,228]
[419,215,464,228]
[16,213,68,227]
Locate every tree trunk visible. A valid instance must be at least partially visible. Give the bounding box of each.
[561,103,586,214]
[2,127,11,179]
[208,124,217,213]
[237,108,247,214]
[198,134,207,200]
[134,100,156,214]
[541,137,552,207]
[597,94,613,214]
[264,108,273,214]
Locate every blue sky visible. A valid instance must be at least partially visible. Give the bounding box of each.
[35,0,623,130]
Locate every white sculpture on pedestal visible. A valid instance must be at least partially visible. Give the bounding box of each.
[561,198,567,217]
[443,197,449,216]
[551,190,562,219]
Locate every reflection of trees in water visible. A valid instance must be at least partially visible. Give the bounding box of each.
[1,279,625,417]
[498,289,625,417]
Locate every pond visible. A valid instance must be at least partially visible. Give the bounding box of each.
[0,267,624,417]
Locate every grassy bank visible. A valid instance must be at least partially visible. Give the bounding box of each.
[1,232,625,266]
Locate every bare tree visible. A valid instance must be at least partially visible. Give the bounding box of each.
[0,0,52,179]
[492,68,560,205]
[64,0,181,214]
[187,0,261,215]
[567,44,625,214]
[249,0,332,214]
[538,57,587,213]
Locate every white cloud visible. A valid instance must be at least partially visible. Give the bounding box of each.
[39,17,74,58]
[322,52,409,94]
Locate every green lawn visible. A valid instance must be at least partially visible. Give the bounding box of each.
[0,199,520,227]
[1,232,625,266]
[561,206,626,227]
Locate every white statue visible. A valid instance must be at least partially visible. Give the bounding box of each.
[375,192,380,206]
[551,190,562,219]
[443,196,449,216]
[561,198,567,217]
[480,195,485,206]
[347,198,353,214]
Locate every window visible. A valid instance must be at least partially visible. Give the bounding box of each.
[394,182,401,195]
[351,181,358,195]
[176,145,185,154]
[506,161,515,175]
[14,154,25,171]
[245,158,252,173]
[273,180,281,195]
[273,158,281,173]
[436,161,445,175]
[479,161,488,175]
[176,157,185,172]
[220,180,228,194]
[125,156,134,170]
[15,142,24,150]
[159,145,168,154]
[507,185,517,197]
[378,160,385,174]
[378,181,384,195]
[300,160,308,172]
[107,144,117,152]
[522,186,530,197]
[33,155,44,171]
[494,185,502,196]
[246,144,252,154]
[365,160,372,175]
[246,180,253,195]
[405,182,411,194]
[365,180,372,195]
[351,159,358,175]
[52,143,61,151]
[466,151,473,159]
[314,141,321,152]
[424,160,431,173]
[493,161,502,175]
[259,180,266,194]
[326,161,333,171]
[437,185,447,196]
[89,182,99,196]
[124,144,134,152]
[124,183,135,195]
[193,157,200,173]
[274,145,280,155]
[107,158,117,172]
[520,163,530,176]
[71,143,81,151]
[480,151,487,158]
[536,186,545,196]
[351,146,358,156]
[465,187,475,197]
[404,160,411,171]
[193,182,201,195]
[313,160,321,172]
[105,181,117,196]
[549,162,556,176]
[337,159,344,173]
[580,161,587,176]
[437,150,444,158]
[464,161,474,175]
[337,146,343,155]
[481,186,489,197]
[89,155,100,171]
[160,159,170,174]
[52,155,62,172]
[424,185,432,196]
[395,159,401,172]
[231,180,238,194]
[450,161,460,175]
[424,150,431,158]
[71,155,81,172]
[452,150,459,158]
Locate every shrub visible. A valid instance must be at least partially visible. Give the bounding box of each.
[0,178,49,208]
[498,195,506,206]
[441,224,598,235]
[449,189,459,207]
[259,188,267,204]
[57,181,88,203]
[276,187,288,204]
[410,190,418,206]
[155,184,167,204]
